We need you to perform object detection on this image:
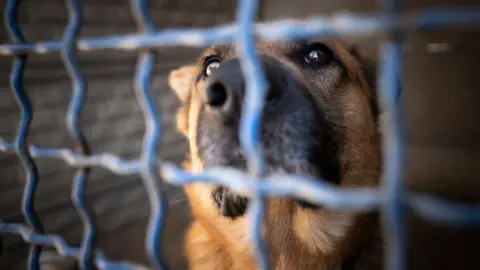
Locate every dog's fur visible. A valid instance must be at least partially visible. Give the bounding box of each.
[37,39,382,270]
[168,39,383,270]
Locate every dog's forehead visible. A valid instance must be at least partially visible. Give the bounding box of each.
[201,39,341,59]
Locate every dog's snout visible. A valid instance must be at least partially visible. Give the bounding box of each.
[202,57,284,123]
[202,59,245,123]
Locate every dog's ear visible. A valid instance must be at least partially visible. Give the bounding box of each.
[332,39,378,92]
[168,64,196,103]
[348,42,378,92]
[347,42,385,118]
[331,40,382,119]
[331,40,376,92]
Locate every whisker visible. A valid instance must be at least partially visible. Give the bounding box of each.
[168,198,188,206]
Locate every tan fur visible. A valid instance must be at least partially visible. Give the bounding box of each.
[169,40,382,270]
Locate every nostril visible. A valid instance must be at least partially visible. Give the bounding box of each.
[266,88,275,101]
[205,82,228,107]
[266,87,277,102]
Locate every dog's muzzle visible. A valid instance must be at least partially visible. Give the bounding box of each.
[202,56,325,218]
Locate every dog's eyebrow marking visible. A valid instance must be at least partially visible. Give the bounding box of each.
[202,44,235,59]
[194,44,236,83]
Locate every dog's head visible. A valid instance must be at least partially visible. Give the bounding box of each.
[169,39,380,218]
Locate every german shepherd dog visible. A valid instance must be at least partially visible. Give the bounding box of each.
[38,38,381,270]
[168,38,383,270]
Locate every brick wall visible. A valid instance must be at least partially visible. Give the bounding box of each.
[0,1,236,269]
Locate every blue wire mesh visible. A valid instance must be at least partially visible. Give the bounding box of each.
[1,0,480,269]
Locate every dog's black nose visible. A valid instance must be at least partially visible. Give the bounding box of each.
[202,59,245,123]
[203,58,279,123]
[204,82,228,108]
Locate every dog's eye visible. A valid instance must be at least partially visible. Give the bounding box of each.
[204,59,220,76]
[304,44,332,66]
[305,49,328,65]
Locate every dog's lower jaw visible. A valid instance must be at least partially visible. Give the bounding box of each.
[212,187,249,219]
[297,199,321,210]
[212,187,320,220]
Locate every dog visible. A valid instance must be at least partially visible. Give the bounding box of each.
[168,38,383,270]
[38,38,382,270]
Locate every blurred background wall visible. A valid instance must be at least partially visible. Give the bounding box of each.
[1,0,479,269]
[0,1,236,269]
